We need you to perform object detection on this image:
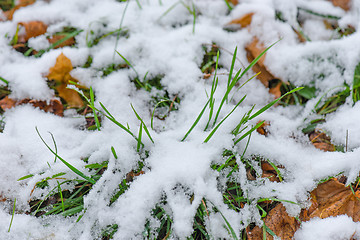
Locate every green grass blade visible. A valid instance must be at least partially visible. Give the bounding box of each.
[234,121,265,145]
[17,174,34,181]
[204,95,246,143]
[182,99,210,141]
[227,46,237,88]
[8,198,16,232]
[90,87,101,131]
[36,127,96,184]
[218,209,239,240]
[131,104,154,143]
[115,51,139,76]
[57,181,65,212]
[137,123,143,152]
[266,160,283,182]
[0,76,9,85]
[151,99,172,130]
[111,146,118,159]
[249,87,303,120]
[353,62,360,103]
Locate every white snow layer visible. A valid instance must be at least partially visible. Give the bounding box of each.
[0,0,360,239]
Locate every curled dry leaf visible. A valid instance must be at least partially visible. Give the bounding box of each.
[3,0,36,20]
[309,130,335,152]
[18,21,47,42]
[228,0,238,5]
[46,53,85,108]
[247,203,300,240]
[0,96,64,116]
[261,161,281,182]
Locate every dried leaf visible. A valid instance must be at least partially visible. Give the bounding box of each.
[0,96,64,116]
[247,203,300,240]
[0,96,16,110]
[256,121,270,136]
[227,13,254,28]
[18,21,47,42]
[229,0,238,5]
[261,161,280,182]
[3,0,36,20]
[48,35,75,49]
[46,53,85,108]
[245,38,282,98]
[309,130,335,152]
[302,179,360,222]
[331,0,350,11]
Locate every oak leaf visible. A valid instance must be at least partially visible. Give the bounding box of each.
[46,53,84,108]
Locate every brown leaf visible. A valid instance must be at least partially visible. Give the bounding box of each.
[0,96,16,110]
[309,130,335,152]
[245,38,282,98]
[302,179,360,222]
[229,0,238,5]
[256,121,270,136]
[228,13,254,28]
[19,99,64,116]
[3,0,36,20]
[0,97,64,116]
[46,53,85,108]
[48,35,75,49]
[247,203,300,240]
[330,0,350,11]
[261,161,280,182]
[18,21,47,42]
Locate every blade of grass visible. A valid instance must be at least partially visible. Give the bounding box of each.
[137,123,143,152]
[249,87,303,121]
[204,95,246,143]
[182,99,210,141]
[115,51,139,76]
[36,127,96,184]
[111,146,118,159]
[57,181,65,212]
[131,104,154,144]
[234,121,265,145]
[7,198,16,232]
[90,87,101,131]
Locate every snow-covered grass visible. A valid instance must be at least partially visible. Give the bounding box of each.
[1,0,360,239]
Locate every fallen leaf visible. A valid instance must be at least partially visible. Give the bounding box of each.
[0,96,16,110]
[261,161,281,182]
[19,99,64,116]
[247,203,300,240]
[46,53,85,108]
[309,130,335,152]
[48,35,75,49]
[245,38,282,98]
[301,178,360,222]
[0,96,64,116]
[18,21,47,42]
[126,170,145,182]
[3,0,36,20]
[227,13,254,28]
[228,0,238,5]
[330,0,350,11]
[256,121,270,136]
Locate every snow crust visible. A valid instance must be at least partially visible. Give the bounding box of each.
[1,0,360,238]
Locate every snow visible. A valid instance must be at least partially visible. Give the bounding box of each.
[0,0,360,239]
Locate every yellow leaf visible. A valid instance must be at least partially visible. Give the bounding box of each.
[47,53,84,108]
